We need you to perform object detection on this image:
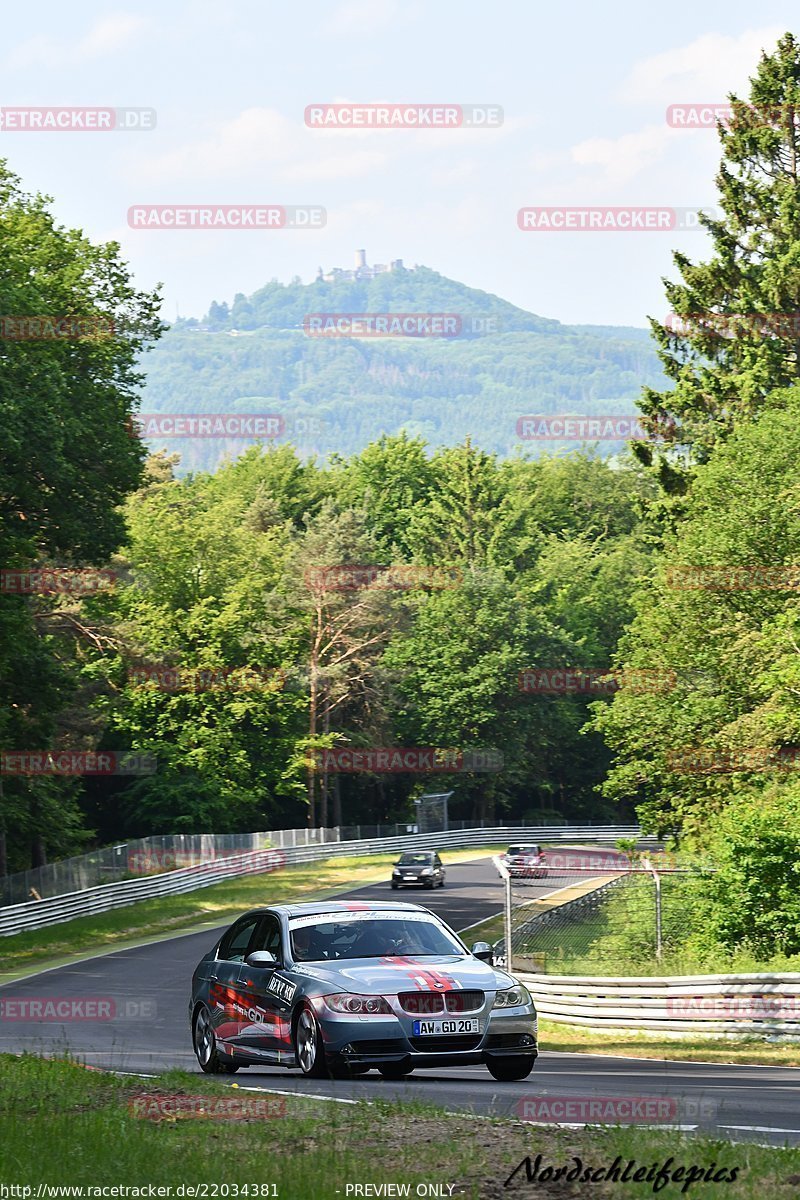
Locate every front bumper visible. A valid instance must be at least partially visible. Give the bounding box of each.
[321,1009,537,1067]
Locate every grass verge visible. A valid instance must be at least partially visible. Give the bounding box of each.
[539,1019,800,1068]
[0,848,499,981]
[0,1054,797,1199]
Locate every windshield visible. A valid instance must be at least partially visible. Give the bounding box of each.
[397,853,432,865]
[289,914,463,962]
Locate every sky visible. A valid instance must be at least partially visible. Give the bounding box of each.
[0,1,796,328]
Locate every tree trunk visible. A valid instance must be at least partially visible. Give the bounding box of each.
[0,780,6,878]
[320,705,330,828]
[307,609,320,828]
[333,774,342,829]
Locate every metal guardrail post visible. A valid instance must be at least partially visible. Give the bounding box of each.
[492,854,512,970]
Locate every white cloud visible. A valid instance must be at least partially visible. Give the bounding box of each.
[323,0,414,35]
[6,11,147,69]
[131,107,392,185]
[280,151,389,182]
[572,125,679,186]
[621,27,785,105]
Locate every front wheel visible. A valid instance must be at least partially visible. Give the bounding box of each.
[294,1004,328,1078]
[390,881,399,890]
[486,1055,535,1082]
[193,1007,239,1075]
[438,878,445,888]
[378,1062,414,1080]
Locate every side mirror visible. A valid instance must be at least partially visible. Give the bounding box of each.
[245,950,278,968]
[471,941,494,964]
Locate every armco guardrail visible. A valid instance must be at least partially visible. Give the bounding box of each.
[517,971,800,1037]
[0,825,650,937]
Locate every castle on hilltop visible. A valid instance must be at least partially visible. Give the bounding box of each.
[316,250,410,284]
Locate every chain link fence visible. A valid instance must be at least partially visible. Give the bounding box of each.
[502,867,705,975]
[2,817,601,907]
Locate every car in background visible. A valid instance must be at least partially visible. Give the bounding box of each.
[503,843,548,879]
[391,850,445,889]
[189,900,538,1082]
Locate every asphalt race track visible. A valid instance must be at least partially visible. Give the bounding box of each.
[1,857,798,1146]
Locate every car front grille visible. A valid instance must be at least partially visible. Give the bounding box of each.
[399,992,444,1014]
[445,990,484,1013]
[409,1035,483,1052]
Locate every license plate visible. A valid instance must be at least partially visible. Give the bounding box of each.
[403,875,416,880]
[412,1018,483,1036]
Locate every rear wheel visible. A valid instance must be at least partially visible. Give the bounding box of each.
[378,1062,414,1080]
[193,1006,239,1075]
[486,1055,535,1082]
[294,1004,328,1078]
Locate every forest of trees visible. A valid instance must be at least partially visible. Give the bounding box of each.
[3,33,800,960]
[143,268,663,468]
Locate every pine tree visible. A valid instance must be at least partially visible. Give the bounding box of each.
[636,32,800,490]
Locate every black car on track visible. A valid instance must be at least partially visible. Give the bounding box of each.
[390,851,445,889]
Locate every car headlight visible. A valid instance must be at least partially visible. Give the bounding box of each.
[392,869,401,876]
[420,867,433,875]
[323,993,394,1015]
[493,984,531,1008]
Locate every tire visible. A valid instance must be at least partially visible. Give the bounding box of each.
[439,877,445,888]
[378,1062,414,1080]
[424,879,434,889]
[391,882,399,890]
[486,1055,535,1082]
[193,1006,239,1075]
[294,1003,329,1078]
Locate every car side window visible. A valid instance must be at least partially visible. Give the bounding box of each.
[218,916,260,963]
[434,856,442,867]
[251,914,283,960]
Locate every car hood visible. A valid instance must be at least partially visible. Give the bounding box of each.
[292,954,509,994]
